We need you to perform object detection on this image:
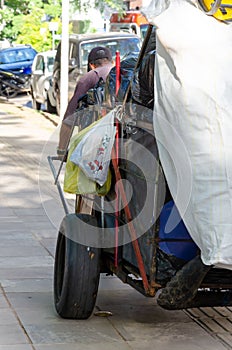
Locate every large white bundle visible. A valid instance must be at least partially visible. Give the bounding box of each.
[145,0,232,268]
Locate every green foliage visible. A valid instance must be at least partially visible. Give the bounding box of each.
[0,0,62,49]
[70,0,124,12]
[14,8,54,52]
[71,19,91,34]
[0,0,125,50]
[94,0,125,12]
[5,0,30,14]
[43,3,62,18]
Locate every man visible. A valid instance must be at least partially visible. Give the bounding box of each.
[57,46,114,156]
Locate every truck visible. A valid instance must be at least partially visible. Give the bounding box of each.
[109,11,149,40]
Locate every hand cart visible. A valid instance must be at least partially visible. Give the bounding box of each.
[48,23,232,320]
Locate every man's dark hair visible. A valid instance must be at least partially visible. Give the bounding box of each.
[91,57,111,67]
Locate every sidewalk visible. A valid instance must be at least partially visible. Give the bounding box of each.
[0,100,231,350]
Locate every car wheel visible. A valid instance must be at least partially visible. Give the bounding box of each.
[45,93,56,114]
[54,213,101,319]
[31,89,41,110]
[55,87,61,116]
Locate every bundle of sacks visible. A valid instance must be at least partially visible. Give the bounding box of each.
[143,0,232,269]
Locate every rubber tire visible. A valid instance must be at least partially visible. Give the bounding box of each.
[31,90,41,110]
[55,87,60,116]
[54,214,101,319]
[45,93,56,114]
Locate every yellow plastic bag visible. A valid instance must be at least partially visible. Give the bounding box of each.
[63,121,112,195]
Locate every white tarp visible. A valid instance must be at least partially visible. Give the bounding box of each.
[143,0,232,269]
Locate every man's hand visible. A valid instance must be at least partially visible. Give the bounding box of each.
[56,148,68,162]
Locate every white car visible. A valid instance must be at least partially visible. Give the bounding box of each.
[30,50,56,113]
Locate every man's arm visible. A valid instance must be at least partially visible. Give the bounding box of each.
[57,70,100,156]
[58,123,72,151]
[63,71,100,121]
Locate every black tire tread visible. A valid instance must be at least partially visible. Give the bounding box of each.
[54,214,101,319]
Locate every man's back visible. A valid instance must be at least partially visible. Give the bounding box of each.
[57,46,114,152]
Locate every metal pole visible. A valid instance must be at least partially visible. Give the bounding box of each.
[60,0,70,119]
[52,30,55,51]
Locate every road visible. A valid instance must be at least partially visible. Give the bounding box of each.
[0,99,231,349]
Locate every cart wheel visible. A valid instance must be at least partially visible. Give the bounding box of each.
[54,213,101,319]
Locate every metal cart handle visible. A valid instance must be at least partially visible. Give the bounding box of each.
[47,155,69,215]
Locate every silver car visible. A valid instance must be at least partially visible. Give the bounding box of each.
[30,50,56,113]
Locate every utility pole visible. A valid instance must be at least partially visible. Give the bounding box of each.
[60,0,69,119]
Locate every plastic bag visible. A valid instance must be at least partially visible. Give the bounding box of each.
[131,49,156,109]
[104,52,138,106]
[63,120,112,195]
[70,109,116,186]
[142,0,171,22]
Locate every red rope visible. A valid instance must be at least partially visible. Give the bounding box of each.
[114,51,120,267]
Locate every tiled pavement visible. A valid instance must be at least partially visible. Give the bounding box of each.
[185,307,232,349]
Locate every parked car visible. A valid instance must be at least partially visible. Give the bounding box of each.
[0,45,37,75]
[49,32,141,115]
[30,50,56,113]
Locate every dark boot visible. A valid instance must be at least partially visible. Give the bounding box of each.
[157,255,212,310]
